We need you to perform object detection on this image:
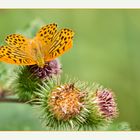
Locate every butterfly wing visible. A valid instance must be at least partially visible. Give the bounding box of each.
[45,28,74,61]
[5,34,30,50]
[35,23,57,47]
[0,45,36,65]
[0,34,36,65]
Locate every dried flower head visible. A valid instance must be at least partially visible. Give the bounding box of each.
[48,83,85,121]
[34,77,89,130]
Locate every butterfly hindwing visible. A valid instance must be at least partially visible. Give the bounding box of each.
[35,23,57,46]
[0,45,36,65]
[46,28,74,61]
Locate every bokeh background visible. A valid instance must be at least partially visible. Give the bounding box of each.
[0,9,140,130]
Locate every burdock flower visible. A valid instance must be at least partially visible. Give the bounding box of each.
[49,83,85,121]
[34,77,89,130]
[88,88,118,126]
[93,89,118,119]
[28,59,62,79]
[12,59,61,101]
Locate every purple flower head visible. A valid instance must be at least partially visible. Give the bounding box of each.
[28,59,62,79]
[93,89,118,119]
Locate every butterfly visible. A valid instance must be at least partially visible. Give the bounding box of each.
[0,23,74,68]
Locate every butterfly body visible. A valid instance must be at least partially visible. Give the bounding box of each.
[29,39,46,68]
[0,23,74,68]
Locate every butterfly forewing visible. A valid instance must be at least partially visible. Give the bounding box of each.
[35,23,57,47]
[46,28,74,61]
[5,34,29,50]
[0,45,36,65]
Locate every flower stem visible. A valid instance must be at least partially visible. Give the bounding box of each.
[0,89,13,97]
[0,98,25,103]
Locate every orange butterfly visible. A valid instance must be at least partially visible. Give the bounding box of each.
[0,23,74,68]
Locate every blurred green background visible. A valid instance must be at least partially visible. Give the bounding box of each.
[0,9,140,130]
